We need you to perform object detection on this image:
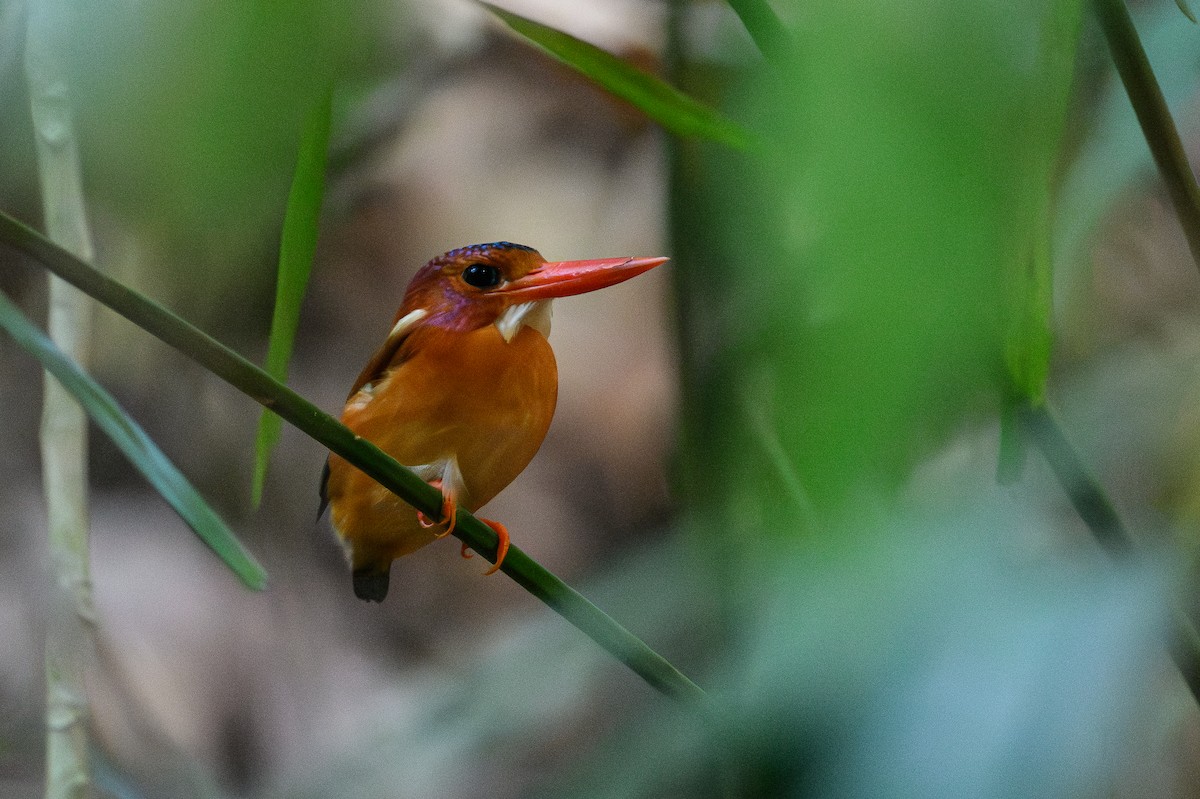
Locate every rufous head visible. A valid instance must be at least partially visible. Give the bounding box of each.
[397,241,668,338]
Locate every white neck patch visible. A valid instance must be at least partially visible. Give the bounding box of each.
[495,300,553,343]
[389,308,428,340]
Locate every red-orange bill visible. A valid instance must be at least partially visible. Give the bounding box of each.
[498,256,669,300]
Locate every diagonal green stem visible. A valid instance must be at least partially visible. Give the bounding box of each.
[1017,402,1130,557]
[1019,400,1200,703]
[0,209,706,705]
[1093,0,1200,273]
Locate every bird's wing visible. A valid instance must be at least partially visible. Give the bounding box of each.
[320,308,429,517]
[344,308,429,399]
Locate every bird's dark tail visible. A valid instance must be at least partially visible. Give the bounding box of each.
[317,459,331,520]
[352,568,390,602]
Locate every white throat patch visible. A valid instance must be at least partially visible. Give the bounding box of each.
[495,300,553,343]
[389,308,428,340]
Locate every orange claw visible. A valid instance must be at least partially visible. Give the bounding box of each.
[417,495,458,539]
[459,518,511,575]
[481,518,510,575]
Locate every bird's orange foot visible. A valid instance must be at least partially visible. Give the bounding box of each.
[460,518,510,575]
[417,494,457,539]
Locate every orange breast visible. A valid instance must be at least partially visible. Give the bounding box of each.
[324,323,558,569]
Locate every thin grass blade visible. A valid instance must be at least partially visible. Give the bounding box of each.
[0,289,267,589]
[481,3,753,150]
[252,89,333,506]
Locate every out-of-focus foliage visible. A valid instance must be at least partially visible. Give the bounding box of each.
[61,0,368,233]
[252,90,333,506]
[266,480,1170,799]
[483,3,753,150]
[648,0,1193,794]
[723,0,792,66]
[674,0,1083,522]
[0,289,265,588]
[550,505,1167,799]
[1057,1,1200,300]
[750,0,1081,508]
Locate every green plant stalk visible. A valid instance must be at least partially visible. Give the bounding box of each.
[26,1,96,794]
[0,210,706,705]
[1093,0,1200,273]
[1018,401,1200,703]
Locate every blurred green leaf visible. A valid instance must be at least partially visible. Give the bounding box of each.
[283,499,1169,799]
[0,289,266,589]
[481,3,753,150]
[1176,0,1197,24]
[996,399,1027,485]
[65,0,360,233]
[1003,2,1082,405]
[725,0,794,65]
[252,89,333,507]
[714,0,1085,511]
[1005,220,1055,406]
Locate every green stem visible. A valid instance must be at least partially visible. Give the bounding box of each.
[1093,0,1200,272]
[1019,400,1200,704]
[0,209,706,705]
[1017,403,1129,556]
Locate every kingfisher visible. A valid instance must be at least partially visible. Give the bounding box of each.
[320,241,668,602]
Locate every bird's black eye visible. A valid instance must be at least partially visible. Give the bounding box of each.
[461,263,502,289]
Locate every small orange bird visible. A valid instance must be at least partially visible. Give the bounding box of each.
[321,242,667,602]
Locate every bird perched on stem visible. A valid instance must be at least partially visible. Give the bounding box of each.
[321,242,667,602]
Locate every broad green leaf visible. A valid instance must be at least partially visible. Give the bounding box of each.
[481,3,753,150]
[0,289,267,589]
[673,0,1087,521]
[252,89,332,507]
[1002,1,1082,409]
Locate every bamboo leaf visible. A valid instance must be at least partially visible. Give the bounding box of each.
[252,89,333,507]
[0,289,267,590]
[481,3,753,150]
